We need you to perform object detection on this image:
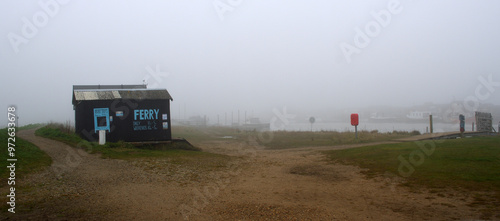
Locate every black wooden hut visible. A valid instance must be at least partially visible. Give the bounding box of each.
[72,85,173,142]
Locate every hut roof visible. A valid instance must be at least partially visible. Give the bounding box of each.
[72,85,173,105]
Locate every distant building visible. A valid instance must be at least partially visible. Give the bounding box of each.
[406,111,431,120]
[72,85,173,142]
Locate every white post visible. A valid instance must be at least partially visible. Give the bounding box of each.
[99,130,106,145]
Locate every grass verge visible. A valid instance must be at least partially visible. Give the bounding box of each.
[35,124,226,161]
[325,136,500,190]
[172,126,252,143]
[172,126,418,149]
[18,123,45,131]
[35,124,232,185]
[261,130,419,149]
[0,128,52,186]
[325,136,500,218]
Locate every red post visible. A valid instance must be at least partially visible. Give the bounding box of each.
[351,114,359,139]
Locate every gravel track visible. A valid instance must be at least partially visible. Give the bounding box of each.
[1,129,489,220]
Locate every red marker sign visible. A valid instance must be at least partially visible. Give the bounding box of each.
[351,114,359,126]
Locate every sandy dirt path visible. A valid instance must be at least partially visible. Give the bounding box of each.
[4,129,488,220]
[198,141,485,220]
[12,129,194,220]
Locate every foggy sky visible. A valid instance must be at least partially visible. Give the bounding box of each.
[1,0,500,126]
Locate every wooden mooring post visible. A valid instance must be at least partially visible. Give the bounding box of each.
[429,114,433,134]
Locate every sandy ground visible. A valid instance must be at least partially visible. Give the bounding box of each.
[2,129,494,220]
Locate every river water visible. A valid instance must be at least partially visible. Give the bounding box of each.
[272,122,462,133]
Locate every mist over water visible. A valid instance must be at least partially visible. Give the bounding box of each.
[274,122,459,133]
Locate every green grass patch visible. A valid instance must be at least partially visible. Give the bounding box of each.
[172,126,253,143]
[90,144,213,160]
[35,124,232,182]
[172,126,419,149]
[35,124,83,146]
[325,136,500,193]
[325,136,500,218]
[0,128,52,186]
[35,124,226,161]
[18,123,44,131]
[260,130,418,149]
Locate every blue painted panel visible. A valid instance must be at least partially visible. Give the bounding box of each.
[94,108,110,132]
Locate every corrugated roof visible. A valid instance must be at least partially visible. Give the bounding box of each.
[73,85,147,90]
[73,85,173,105]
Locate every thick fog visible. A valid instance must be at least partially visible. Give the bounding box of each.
[1,0,500,127]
